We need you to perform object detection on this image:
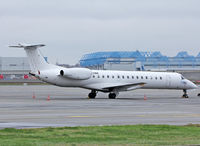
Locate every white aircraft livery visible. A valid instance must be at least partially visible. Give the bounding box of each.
[10,44,197,99]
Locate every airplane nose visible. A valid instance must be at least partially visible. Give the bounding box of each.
[187,80,198,89]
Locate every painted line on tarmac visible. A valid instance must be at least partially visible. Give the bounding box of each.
[67,114,200,118]
[67,116,96,118]
[136,114,200,118]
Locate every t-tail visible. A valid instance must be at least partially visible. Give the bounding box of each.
[9,44,52,75]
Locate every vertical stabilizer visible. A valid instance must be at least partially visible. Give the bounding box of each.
[9,44,50,73]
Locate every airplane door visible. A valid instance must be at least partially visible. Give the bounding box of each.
[166,75,171,88]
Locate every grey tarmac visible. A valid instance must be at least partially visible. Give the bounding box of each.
[0,85,200,129]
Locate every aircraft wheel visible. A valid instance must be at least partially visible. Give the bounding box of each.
[109,93,116,99]
[88,93,96,99]
[182,89,189,98]
[182,94,189,98]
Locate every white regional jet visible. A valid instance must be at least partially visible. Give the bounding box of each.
[10,44,197,99]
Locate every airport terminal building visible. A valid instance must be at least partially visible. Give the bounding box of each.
[80,51,200,71]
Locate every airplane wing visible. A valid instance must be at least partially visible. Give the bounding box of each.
[102,82,146,92]
[85,82,146,92]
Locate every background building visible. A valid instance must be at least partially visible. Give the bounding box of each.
[80,51,200,81]
[1,51,200,82]
[80,51,200,71]
[0,57,47,81]
[0,57,30,80]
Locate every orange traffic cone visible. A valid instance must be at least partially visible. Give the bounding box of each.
[47,95,50,101]
[32,92,36,99]
[144,95,147,100]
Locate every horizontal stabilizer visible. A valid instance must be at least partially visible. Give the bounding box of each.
[9,43,45,49]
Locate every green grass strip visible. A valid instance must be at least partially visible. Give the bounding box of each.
[0,124,200,146]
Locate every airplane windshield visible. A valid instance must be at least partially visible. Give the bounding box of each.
[181,75,185,80]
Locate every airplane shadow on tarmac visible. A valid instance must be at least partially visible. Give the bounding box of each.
[38,96,183,101]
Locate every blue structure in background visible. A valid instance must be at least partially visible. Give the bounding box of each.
[80,51,200,71]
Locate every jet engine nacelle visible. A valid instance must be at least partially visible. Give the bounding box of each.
[60,68,92,80]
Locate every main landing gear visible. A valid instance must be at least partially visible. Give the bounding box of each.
[88,90,97,99]
[108,91,119,99]
[108,93,117,99]
[88,90,119,99]
[182,89,189,98]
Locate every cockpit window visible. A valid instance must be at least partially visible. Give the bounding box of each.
[181,76,185,80]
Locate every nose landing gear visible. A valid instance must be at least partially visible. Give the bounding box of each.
[88,90,97,99]
[182,89,189,98]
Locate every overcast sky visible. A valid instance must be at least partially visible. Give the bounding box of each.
[1,0,200,64]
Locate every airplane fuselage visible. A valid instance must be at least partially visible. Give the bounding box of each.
[39,67,196,92]
[10,44,197,99]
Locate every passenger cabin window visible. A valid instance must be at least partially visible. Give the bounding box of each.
[112,75,114,78]
[93,75,95,78]
[98,75,100,78]
[127,76,129,79]
[118,75,120,79]
[141,76,143,79]
[132,76,134,79]
[155,77,157,80]
[136,76,139,79]
[146,76,148,79]
[160,77,162,80]
[102,75,104,78]
[107,75,109,78]
[122,76,124,79]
